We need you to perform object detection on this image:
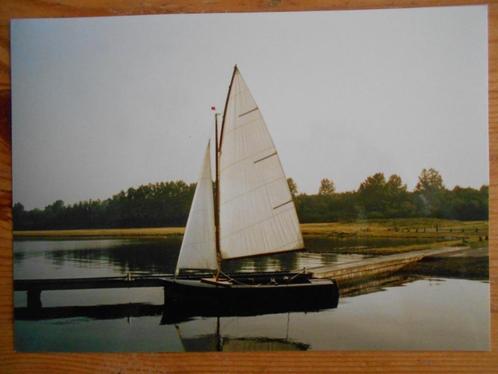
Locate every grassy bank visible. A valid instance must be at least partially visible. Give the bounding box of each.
[13,218,487,239]
[301,218,487,239]
[13,226,185,239]
[301,218,487,255]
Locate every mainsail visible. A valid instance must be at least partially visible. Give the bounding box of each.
[175,142,217,274]
[218,67,304,259]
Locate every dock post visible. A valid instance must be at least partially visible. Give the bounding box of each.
[27,289,42,309]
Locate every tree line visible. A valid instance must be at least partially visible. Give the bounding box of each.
[13,168,488,230]
[292,168,488,222]
[13,181,196,230]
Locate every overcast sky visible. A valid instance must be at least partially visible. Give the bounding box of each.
[11,6,488,210]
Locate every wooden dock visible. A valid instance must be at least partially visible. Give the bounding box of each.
[14,275,170,309]
[311,246,469,282]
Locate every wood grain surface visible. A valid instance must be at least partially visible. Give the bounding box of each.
[0,1,496,372]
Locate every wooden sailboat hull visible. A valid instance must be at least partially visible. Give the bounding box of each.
[162,272,339,322]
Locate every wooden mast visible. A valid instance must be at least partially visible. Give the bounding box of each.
[219,65,238,153]
[214,112,222,277]
[215,65,238,280]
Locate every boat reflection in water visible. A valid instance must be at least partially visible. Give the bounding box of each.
[167,291,337,352]
[175,320,311,352]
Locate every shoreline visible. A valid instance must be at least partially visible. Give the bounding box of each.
[13,219,488,239]
[13,227,185,239]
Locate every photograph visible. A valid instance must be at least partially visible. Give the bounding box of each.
[11,5,489,352]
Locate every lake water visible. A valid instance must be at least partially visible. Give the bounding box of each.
[13,237,490,351]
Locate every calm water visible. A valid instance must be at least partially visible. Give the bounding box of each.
[13,237,490,351]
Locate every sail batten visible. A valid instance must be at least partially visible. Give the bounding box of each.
[218,68,304,260]
[221,146,275,172]
[220,175,286,207]
[175,142,217,274]
[238,107,259,117]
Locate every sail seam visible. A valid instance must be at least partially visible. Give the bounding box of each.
[238,107,258,117]
[220,175,286,206]
[181,240,215,246]
[188,208,211,213]
[220,204,296,241]
[221,238,303,259]
[220,146,275,172]
[254,152,278,164]
[221,116,261,138]
[234,85,249,97]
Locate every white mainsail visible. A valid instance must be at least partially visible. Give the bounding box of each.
[175,142,217,274]
[218,67,304,260]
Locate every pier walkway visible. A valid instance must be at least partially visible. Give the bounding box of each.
[311,246,469,282]
[14,275,170,309]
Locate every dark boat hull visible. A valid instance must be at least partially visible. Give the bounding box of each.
[162,272,339,323]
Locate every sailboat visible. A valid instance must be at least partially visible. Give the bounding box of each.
[163,66,339,310]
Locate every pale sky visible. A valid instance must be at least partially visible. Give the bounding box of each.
[11,6,488,210]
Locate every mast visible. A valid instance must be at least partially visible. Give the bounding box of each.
[215,65,238,278]
[219,65,238,154]
[214,112,222,275]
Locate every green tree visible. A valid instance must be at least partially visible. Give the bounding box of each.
[287,178,298,197]
[12,202,25,229]
[385,174,415,217]
[414,168,446,217]
[415,168,445,193]
[318,178,336,195]
[386,174,406,193]
[46,200,65,212]
[449,185,488,220]
[357,173,388,218]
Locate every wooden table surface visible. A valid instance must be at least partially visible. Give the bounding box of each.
[0,1,496,372]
